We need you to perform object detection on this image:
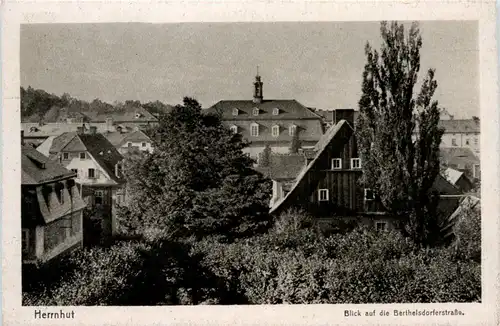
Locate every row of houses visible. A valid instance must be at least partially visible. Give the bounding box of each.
[21,73,480,264]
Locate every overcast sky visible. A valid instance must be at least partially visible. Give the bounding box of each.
[21,21,478,118]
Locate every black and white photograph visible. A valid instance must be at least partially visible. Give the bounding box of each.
[2,1,499,325]
[19,19,483,306]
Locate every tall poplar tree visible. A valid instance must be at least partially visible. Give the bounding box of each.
[356,21,444,246]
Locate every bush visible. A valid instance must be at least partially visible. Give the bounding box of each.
[191,220,481,304]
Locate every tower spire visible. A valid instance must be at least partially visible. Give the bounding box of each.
[253,67,263,104]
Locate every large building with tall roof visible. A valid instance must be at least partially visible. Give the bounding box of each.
[205,74,325,160]
[438,118,480,155]
[22,144,87,264]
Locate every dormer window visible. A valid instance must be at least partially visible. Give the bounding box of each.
[253,108,259,116]
[250,123,259,137]
[232,108,239,116]
[272,125,280,137]
[230,125,238,134]
[55,183,64,204]
[63,152,69,160]
[289,124,297,136]
[135,112,142,119]
[331,158,342,169]
[29,126,39,133]
[351,158,361,169]
[273,108,279,116]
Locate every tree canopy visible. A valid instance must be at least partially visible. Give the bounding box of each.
[356,21,444,246]
[119,97,273,240]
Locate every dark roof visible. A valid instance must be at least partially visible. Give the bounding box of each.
[255,153,307,181]
[440,147,479,167]
[48,132,125,184]
[104,130,151,147]
[439,119,480,133]
[206,99,324,120]
[83,107,158,123]
[22,145,75,185]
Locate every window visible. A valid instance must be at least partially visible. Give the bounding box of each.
[364,188,375,201]
[127,142,132,147]
[253,108,259,116]
[473,164,480,179]
[250,124,259,137]
[232,108,239,116]
[22,229,29,253]
[63,152,69,160]
[331,158,342,170]
[375,222,388,231]
[465,139,470,145]
[230,125,238,134]
[289,125,297,136]
[272,125,280,137]
[115,163,122,177]
[57,186,64,204]
[142,142,146,147]
[451,138,457,146]
[318,189,329,201]
[273,108,279,116]
[94,190,104,205]
[79,152,86,160]
[71,169,78,177]
[88,168,96,179]
[351,158,361,169]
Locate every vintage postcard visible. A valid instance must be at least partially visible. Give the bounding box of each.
[2,1,499,325]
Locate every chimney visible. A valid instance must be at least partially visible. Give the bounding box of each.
[334,109,355,126]
[21,130,25,146]
[253,69,263,104]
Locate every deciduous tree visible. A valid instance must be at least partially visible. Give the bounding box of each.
[120,97,272,240]
[356,21,444,246]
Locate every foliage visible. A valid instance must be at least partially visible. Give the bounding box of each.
[24,209,481,305]
[289,129,301,154]
[452,203,481,263]
[20,86,174,122]
[190,216,480,304]
[120,97,273,240]
[260,144,272,167]
[355,21,444,246]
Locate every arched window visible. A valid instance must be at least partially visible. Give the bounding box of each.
[232,108,239,116]
[273,108,279,116]
[230,125,238,134]
[272,125,280,137]
[289,124,297,136]
[253,108,259,116]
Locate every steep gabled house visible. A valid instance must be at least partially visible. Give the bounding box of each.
[103,129,154,154]
[37,127,126,240]
[205,74,325,160]
[22,145,87,264]
[269,117,465,232]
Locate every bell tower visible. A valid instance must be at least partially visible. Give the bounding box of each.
[253,66,263,104]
